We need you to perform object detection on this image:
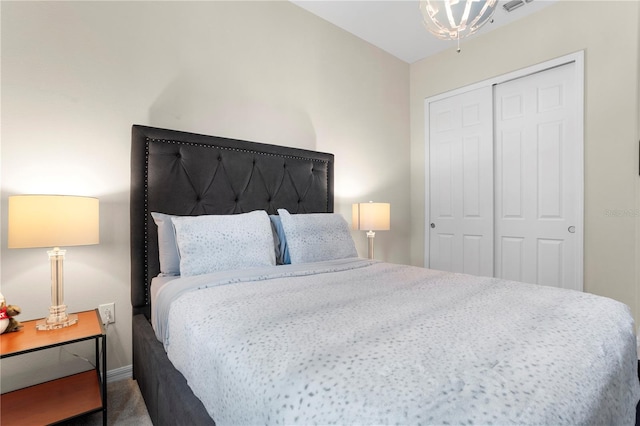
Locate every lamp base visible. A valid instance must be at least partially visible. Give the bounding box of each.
[367,230,376,259]
[36,305,78,330]
[36,249,79,330]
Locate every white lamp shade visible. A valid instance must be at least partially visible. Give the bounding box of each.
[8,195,99,249]
[352,202,390,231]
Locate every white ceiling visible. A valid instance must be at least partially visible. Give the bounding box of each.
[290,0,558,63]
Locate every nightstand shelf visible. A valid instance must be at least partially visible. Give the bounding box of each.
[0,309,106,425]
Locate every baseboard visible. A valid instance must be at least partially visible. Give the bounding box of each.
[107,364,132,383]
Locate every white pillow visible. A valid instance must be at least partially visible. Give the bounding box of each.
[277,209,358,264]
[151,212,181,277]
[171,211,276,277]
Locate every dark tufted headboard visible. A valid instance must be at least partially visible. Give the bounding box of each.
[131,125,334,318]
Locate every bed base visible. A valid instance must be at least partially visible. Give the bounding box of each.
[133,314,213,425]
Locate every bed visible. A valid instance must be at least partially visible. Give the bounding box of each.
[130,124,640,425]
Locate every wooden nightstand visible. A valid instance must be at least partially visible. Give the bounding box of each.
[0,309,107,425]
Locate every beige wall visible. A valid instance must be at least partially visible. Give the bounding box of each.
[410,1,640,322]
[0,1,409,390]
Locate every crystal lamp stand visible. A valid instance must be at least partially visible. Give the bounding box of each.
[36,248,78,330]
[367,230,376,260]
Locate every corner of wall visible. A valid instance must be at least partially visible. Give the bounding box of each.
[636,1,640,328]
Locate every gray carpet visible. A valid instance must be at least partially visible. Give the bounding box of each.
[60,378,152,425]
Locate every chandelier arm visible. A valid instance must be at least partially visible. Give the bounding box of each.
[460,0,473,28]
[444,1,457,32]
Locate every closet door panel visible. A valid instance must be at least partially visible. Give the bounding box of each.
[494,63,579,290]
[428,86,493,276]
[500,129,524,218]
[500,236,524,282]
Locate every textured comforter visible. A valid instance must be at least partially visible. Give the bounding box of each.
[154,258,640,425]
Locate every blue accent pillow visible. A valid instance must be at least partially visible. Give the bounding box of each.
[269,215,290,265]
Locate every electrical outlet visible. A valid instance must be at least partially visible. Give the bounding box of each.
[98,302,115,325]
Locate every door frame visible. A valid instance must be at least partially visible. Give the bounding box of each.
[424,51,584,288]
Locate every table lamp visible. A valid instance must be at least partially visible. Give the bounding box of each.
[8,195,99,330]
[352,201,390,259]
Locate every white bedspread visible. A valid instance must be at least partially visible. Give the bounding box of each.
[155,258,640,425]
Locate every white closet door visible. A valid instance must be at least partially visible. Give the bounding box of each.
[494,63,581,290]
[428,86,494,276]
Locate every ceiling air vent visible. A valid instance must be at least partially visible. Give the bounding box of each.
[503,0,528,12]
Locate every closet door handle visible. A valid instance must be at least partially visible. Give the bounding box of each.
[430,223,436,229]
[568,226,576,233]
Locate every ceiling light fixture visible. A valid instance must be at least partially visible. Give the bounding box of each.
[419,0,498,53]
